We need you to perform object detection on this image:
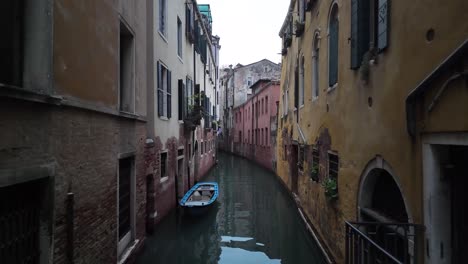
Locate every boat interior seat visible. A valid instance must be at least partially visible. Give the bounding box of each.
[201,190,212,197]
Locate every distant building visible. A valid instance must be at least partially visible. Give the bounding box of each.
[219,59,281,151]
[277,0,468,263]
[231,79,280,171]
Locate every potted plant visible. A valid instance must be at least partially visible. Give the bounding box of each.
[310,164,319,182]
[322,177,338,201]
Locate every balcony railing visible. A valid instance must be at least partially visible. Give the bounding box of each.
[345,221,425,264]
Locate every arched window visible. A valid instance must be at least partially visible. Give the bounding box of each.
[328,3,339,87]
[312,32,320,99]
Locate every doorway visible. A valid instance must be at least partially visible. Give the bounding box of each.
[291,144,299,194]
[423,134,468,264]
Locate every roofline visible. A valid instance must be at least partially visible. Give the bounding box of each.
[233,59,280,71]
[233,80,280,109]
[279,0,296,37]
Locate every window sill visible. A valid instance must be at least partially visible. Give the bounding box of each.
[159,116,169,121]
[312,96,319,102]
[177,56,184,64]
[327,83,338,93]
[158,31,168,43]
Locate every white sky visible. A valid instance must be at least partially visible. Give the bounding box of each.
[200,0,291,67]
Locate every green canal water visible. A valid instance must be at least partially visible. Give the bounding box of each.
[137,152,326,264]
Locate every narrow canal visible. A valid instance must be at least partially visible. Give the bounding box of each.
[137,152,326,264]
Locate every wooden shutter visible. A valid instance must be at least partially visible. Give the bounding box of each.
[178,79,184,120]
[294,65,299,108]
[157,62,163,117]
[167,70,172,118]
[350,0,359,69]
[329,16,339,86]
[377,0,389,51]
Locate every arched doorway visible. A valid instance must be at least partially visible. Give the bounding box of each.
[350,157,419,263]
[358,168,409,223]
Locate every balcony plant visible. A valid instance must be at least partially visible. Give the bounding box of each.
[295,20,305,37]
[322,177,338,201]
[310,164,319,182]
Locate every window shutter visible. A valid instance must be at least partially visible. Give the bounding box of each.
[167,70,172,118]
[377,0,389,51]
[157,62,163,117]
[178,79,183,120]
[294,66,299,109]
[329,17,339,86]
[350,0,359,69]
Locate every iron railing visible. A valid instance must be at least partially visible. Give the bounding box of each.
[345,221,425,264]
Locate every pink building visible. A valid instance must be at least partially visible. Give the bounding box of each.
[232,80,280,171]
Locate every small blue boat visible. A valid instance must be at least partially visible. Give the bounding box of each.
[180,182,219,216]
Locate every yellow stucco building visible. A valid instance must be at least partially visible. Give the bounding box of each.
[276,0,468,262]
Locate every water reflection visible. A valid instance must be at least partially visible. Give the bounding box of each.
[137,153,326,264]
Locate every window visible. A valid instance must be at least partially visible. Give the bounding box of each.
[299,0,306,23]
[177,17,182,58]
[201,141,204,155]
[261,129,264,146]
[186,77,193,114]
[328,151,339,179]
[265,97,268,114]
[299,55,305,106]
[248,130,250,144]
[312,33,320,99]
[298,146,305,172]
[265,127,268,146]
[160,152,168,178]
[351,0,390,69]
[178,79,186,120]
[157,62,172,118]
[261,99,264,114]
[247,77,252,87]
[119,21,135,113]
[0,0,24,87]
[118,156,135,255]
[159,0,167,36]
[328,4,339,87]
[239,131,242,143]
[311,147,320,182]
[185,3,195,43]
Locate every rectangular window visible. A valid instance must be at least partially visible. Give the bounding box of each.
[157,62,172,118]
[328,152,339,179]
[265,127,268,146]
[0,0,24,87]
[177,17,182,58]
[311,147,320,181]
[298,146,305,172]
[265,97,268,114]
[178,79,186,120]
[186,77,193,115]
[119,21,135,113]
[118,156,135,254]
[185,3,194,43]
[160,152,167,178]
[201,141,204,155]
[299,56,305,106]
[261,129,264,146]
[159,0,167,36]
[247,77,252,87]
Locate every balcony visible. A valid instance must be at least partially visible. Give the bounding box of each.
[345,221,425,264]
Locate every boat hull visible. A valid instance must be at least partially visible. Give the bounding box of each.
[179,182,219,216]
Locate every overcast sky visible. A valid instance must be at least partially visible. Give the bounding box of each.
[200,0,291,67]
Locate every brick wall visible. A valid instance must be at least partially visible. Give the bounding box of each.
[0,99,147,264]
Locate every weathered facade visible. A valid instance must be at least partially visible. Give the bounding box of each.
[145,0,221,228]
[0,0,151,263]
[231,80,280,171]
[219,59,281,152]
[277,0,468,263]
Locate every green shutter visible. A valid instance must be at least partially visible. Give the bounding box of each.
[351,0,370,69]
[377,0,389,51]
[157,62,163,117]
[329,17,339,86]
[167,70,172,118]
